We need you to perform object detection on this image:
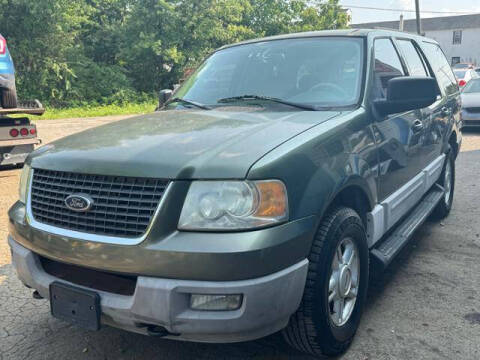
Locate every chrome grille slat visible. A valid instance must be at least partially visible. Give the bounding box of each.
[30,169,168,238]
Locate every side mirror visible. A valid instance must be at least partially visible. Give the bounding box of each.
[158,89,173,108]
[374,77,439,117]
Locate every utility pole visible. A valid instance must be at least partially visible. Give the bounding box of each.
[415,0,422,35]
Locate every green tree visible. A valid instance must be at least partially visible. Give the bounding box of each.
[0,0,349,107]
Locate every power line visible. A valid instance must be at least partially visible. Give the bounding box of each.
[339,4,476,15]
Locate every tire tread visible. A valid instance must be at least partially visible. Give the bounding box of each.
[283,207,360,357]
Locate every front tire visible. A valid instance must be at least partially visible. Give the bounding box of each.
[283,207,369,358]
[1,84,18,108]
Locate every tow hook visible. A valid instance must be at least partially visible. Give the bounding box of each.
[141,324,180,337]
[32,290,43,299]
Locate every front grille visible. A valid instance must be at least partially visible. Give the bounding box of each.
[465,107,480,113]
[30,169,169,238]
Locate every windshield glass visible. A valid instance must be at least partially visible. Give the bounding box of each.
[173,37,364,109]
[463,79,480,93]
[454,70,466,79]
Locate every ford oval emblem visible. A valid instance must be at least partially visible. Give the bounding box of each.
[64,194,93,212]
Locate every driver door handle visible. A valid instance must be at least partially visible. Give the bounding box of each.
[412,119,424,133]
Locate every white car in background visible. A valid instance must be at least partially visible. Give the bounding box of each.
[454,68,479,88]
[461,78,480,127]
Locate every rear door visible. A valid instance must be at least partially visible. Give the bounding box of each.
[395,38,439,164]
[372,37,430,201]
[419,41,460,160]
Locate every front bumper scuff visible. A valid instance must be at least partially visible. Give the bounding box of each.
[9,236,308,343]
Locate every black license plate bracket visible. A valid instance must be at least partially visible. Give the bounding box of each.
[49,281,101,331]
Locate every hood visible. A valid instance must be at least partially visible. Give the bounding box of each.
[461,92,480,108]
[30,108,341,179]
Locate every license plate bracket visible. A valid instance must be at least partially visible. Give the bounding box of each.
[49,282,101,331]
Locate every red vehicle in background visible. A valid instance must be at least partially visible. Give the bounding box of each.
[454,68,479,88]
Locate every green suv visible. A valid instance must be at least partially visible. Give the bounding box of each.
[8,29,461,358]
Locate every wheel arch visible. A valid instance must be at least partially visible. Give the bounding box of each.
[321,179,375,228]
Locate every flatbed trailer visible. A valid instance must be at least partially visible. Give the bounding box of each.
[0,100,44,167]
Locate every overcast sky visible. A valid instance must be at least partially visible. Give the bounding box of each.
[340,0,480,24]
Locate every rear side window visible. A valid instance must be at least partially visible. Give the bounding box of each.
[373,38,405,99]
[422,42,458,95]
[397,40,428,77]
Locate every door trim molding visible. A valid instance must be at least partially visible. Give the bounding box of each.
[367,154,445,247]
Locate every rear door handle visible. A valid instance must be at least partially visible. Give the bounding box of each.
[412,119,424,133]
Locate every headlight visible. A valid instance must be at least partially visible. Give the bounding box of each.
[178,180,288,230]
[19,164,31,204]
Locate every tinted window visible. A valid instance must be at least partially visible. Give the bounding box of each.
[422,42,458,96]
[397,40,428,77]
[463,79,480,93]
[373,38,405,99]
[173,37,364,108]
[453,30,462,45]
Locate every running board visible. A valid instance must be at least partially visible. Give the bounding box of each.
[371,184,444,270]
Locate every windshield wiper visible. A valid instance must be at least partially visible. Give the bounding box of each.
[164,97,211,110]
[217,95,317,111]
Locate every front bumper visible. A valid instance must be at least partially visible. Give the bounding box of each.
[9,236,308,342]
[0,140,40,166]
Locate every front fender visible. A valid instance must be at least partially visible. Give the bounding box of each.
[248,108,378,221]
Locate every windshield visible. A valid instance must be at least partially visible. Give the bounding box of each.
[173,37,364,109]
[463,79,480,93]
[454,70,466,79]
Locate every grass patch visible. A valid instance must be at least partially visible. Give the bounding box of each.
[35,101,157,120]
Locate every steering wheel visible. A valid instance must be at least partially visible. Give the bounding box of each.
[310,82,348,98]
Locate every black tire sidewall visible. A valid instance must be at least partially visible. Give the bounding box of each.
[311,209,369,348]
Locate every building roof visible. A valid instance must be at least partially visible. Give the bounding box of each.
[351,13,480,32]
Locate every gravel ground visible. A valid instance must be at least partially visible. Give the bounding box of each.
[1,118,480,360]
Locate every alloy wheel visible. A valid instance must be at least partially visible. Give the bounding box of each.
[328,237,360,326]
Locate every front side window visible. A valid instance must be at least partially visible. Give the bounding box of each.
[373,38,405,100]
[173,37,364,109]
[452,57,460,66]
[397,39,428,77]
[453,30,462,45]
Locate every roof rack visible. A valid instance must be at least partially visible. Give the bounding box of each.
[0,99,45,116]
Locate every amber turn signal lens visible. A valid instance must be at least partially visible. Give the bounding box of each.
[254,181,288,218]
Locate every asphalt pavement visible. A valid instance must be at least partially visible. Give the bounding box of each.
[1,121,479,359]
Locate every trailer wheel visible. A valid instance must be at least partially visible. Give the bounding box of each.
[1,85,18,109]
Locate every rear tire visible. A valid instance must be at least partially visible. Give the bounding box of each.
[1,85,18,108]
[282,207,369,358]
[431,149,455,220]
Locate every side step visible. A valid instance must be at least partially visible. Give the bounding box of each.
[371,184,444,270]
